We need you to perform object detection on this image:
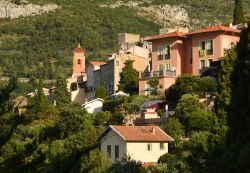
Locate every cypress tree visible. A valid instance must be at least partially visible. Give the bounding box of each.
[233,0,245,25]
[118,60,139,95]
[212,49,237,145]
[228,24,250,144]
[55,77,71,107]
[35,80,45,105]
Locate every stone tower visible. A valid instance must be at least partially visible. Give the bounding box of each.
[73,43,85,78]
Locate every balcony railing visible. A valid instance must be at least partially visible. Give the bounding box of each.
[141,70,176,78]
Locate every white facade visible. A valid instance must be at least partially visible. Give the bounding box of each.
[100,126,173,163]
[126,142,168,163]
[82,98,104,115]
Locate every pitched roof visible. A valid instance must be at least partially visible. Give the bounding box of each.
[81,98,104,106]
[144,31,185,41]
[89,61,107,66]
[187,25,241,35]
[108,125,173,142]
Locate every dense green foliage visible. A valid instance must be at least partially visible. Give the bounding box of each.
[165,76,216,107]
[118,60,139,95]
[0,79,111,173]
[95,85,106,99]
[233,0,245,24]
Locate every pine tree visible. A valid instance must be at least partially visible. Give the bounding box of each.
[233,0,245,25]
[55,77,70,107]
[118,60,139,95]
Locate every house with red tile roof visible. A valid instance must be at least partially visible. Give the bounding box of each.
[100,125,173,163]
[139,25,240,95]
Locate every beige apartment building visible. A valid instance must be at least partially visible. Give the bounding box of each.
[95,45,149,95]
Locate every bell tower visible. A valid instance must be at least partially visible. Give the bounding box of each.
[73,43,85,78]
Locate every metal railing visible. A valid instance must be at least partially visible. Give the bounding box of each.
[141,70,176,78]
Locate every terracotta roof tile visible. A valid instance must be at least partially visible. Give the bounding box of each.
[111,125,173,142]
[187,25,241,35]
[144,31,185,41]
[89,61,107,66]
[74,47,84,53]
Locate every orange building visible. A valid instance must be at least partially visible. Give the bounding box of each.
[139,25,240,95]
[72,44,85,78]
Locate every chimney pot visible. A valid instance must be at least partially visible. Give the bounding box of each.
[152,127,156,134]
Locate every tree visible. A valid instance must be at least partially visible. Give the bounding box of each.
[35,80,45,105]
[118,60,139,95]
[147,77,159,96]
[94,111,111,126]
[165,76,216,106]
[55,77,70,107]
[233,0,245,25]
[95,85,106,99]
[189,109,213,132]
[212,48,237,145]
[175,94,206,132]
[165,118,184,147]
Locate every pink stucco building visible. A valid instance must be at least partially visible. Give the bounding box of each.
[139,25,240,95]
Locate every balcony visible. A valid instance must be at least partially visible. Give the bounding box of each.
[141,70,176,78]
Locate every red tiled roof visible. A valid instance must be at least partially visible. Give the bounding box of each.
[74,47,84,53]
[89,61,107,66]
[110,125,173,142]
[187,25,241,35]
[142,162,157,167]
[144,31,185,41]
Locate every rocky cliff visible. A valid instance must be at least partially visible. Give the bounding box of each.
[0,0,59,19]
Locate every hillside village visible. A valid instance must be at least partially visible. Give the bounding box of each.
[0,0,250,172]
[21,22,245,165]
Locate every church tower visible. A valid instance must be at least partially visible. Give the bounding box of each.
[73,43,85,78]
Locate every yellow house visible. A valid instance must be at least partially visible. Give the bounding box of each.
[99,125,173,164]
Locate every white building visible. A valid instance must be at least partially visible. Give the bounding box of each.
[99,125,173,164]
[81,98,104,115]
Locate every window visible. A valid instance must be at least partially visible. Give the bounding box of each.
[207,40,213,55]
[166,64,171,71]
[200,41,206,50]
[115,145,119,159]
[200,60,206,69]
[116,61,119,66]
[107,145,111,157]
[78,59,81,64]
[147,143,152,151]
[199,41,206,57]
[159,64,164,71]
[160,143,165,150]
[158,47,163,60]
[190,48,193,64]
[164,46,170,60]
[208,59,213,67]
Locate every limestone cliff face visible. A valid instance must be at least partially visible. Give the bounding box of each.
[0,0,60,19]
[100,0,190,29]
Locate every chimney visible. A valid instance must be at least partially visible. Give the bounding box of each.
[152,127,156,134]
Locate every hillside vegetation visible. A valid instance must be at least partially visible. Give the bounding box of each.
[0,0,249,79]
